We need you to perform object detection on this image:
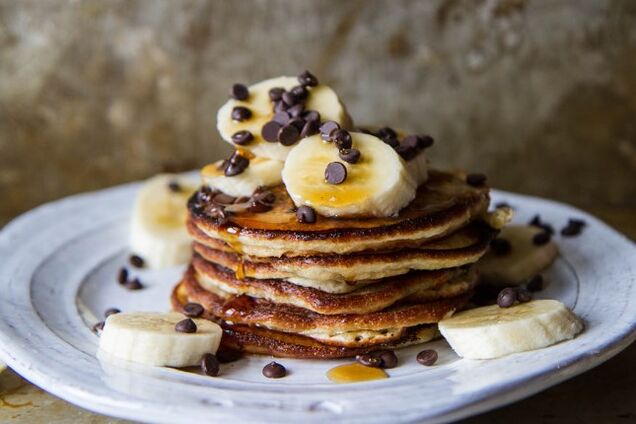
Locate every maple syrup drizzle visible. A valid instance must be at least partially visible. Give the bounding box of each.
[326,363,388,384]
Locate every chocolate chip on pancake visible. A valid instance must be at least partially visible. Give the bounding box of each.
[231,106,252,121]
[262,121,282,142]
[339,148,361,164]
[325,162,347,184]
[231,130,254,146]
[298,70,319,87]
[229,83,249,101]
[296,205,316,223]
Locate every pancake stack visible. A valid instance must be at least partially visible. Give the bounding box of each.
[172,170,499,359]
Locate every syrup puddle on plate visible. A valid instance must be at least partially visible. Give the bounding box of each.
[327,363,388,384]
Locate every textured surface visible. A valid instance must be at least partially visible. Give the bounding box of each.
[1,0,636,226]
[0,182,634,423]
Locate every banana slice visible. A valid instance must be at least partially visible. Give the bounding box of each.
[475,225,558,286]
[217,76,352,161]
[439,299,583,359]
[201,156,283,198]
[98,312,222,367]
[282,132,417,218]
[130,174,197,269]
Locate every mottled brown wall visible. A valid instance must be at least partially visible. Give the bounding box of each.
[1,0,635,226]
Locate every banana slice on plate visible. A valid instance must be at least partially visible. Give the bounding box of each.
[475,225,558,286]
[201,156,283,198]
[217,76,352,161]
[98,312,222,367]
[439,299,583,359]
[282,132,417,217]
[130,174,198,269]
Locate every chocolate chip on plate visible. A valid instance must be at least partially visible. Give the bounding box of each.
[129,254,145,268]
[104,308,121,318]
[216,348,242,363]
[278,124,300,146]
[497,287,517,308]
[339,148,361,164]
[296,205,316,223]
[117,267,128,285]
[376,350,398,369]
[262,361,286,378]
[298,70,319,87]
[167,180,182,192]
[229,83,249,101]
[532,231,551,246]
[526,275,544,292]
[300,120,319,138]
[125,278,144,291]
[200,353,220,377]
[466,173,487,187]
[356,354,383,368]
[268,87,285,102]
[175,318,197,333]
[231,106,252,121]
[561,218,586,237]
[183,302,205,318]
[325,162,347,184]
[231,130,254,146]
[490,238,512,256]
[92,321,105,334]
[416,349,438,366]
[262,121,282,142]
[332,129,352,149]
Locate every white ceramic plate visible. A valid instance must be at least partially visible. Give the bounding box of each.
[0,181,634,424]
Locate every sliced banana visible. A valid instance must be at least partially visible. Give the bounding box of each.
[475,225,558,286]
[201,156,283,198]
[282,133,417,218]
[217,76,352,161]
[130,174,197,269]
[98,312,222,367]
[439,299,583,359]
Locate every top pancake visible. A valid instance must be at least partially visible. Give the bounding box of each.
[189,170,490,257]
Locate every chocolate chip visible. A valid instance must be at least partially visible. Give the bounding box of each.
[287,103,305,119]
[216,348,242,363]
[395,144,418,160]
[213,193,236,205]
[376,350,398,369]
[224,152,250,177]
[561,218,586,237]
[92,321,105,334]
[229,83,249,101]
[497,287,517,308]
[262,361,286,378]
[261,121,282,142]
[300,120,319,138]
[490,238,511,256]
[416,349,438,366]
[332,129,352,149]
[296,205,316,223]
[125,278,144,291]
[356,354,383,368]
[278,124,300,146]
[129,254,145,268]
[254,189,276,204]
[117,267,128,285]
[231,106,252,121]
[302,110,321,122]
[273,100,289,113]
[247,199,273,213]
[526,275,544,292]
[319,121,340,139]
[516,287,532,303]
[298,70,319,87]
[175,318,197,333]
[339,148,361,164]
[325,162,347,184]
[377,126,397,139]
[281,91,298,106]
[231,130,254,146]
[288,117,305,131]
[272,111,290,125]
[200,353,220,377]
[268,87,285,102]
[382,137,400,148]
[403,134,434,150]
[168,181,182,192]
[532,231,551,246]
[466,173,487,187]
[104,308,120,318]
[183,302,204,318]
[290,85,308,101]
[528,215,555,235]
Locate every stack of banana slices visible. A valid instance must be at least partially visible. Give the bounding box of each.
[162,71,583,361]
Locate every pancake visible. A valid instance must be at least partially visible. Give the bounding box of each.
[192,222,495,283]
[189,170,490,257]
[192,253,476,315]
[177,266,472,347]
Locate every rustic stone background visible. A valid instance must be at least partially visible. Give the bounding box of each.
[1,0,636,226]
